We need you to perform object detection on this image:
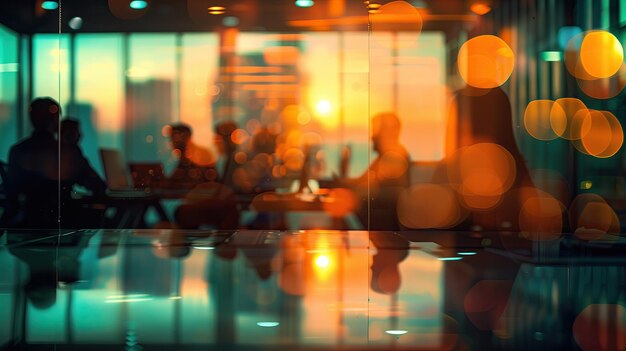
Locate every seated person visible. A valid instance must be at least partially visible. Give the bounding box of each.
[433,86,535,231]
[174,121,241,229]
[167,123,217,188]
[1,98,107,228]
[60,118,107,196]
[338,112,411,230]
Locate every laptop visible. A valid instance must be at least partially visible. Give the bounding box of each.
[99,148,164,195]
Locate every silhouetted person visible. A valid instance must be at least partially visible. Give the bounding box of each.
[340,112,411,230]
[60,118,107,194]
[167,123,217,188]
[214,121,239,189]
[369,232,409,294]
[174,121,242,229]
[1,98,106,229]
[437,86,535,231]
[59,118,107,228]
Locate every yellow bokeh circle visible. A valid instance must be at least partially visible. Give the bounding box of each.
[580,31,624,79]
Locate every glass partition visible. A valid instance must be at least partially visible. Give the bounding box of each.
[0,0,621,234]
[2,0,626,350]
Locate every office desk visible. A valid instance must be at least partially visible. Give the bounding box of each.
[1,229,625,350]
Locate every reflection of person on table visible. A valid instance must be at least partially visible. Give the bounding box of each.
[369,232,410,294]
[1,98,107,228]
[337,112,411,230]
[167,123,217,188]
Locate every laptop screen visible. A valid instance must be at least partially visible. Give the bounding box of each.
[99,148,130,190]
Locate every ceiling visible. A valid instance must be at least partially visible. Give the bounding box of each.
[0,0,479,34]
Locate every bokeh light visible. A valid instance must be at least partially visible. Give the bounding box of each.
[558,26,583,50]
[524,100,562,141]
[449,143,517,202]
[564,32,597,80]
[580,31,623,79]
[458,35,515,89]
[569,194,620,240]
[314,254,330,268]
[518,190,564,241]
[550,98,590,140]
[315,100,331,115]
[464,280,513,331]
[573,304,626,351]
[397,183,465,229]
[369,1,423,32]
[576,64,626,99]
[576,110,624,158]
[470,3,491,16]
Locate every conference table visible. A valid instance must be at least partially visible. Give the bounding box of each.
[1,228,624,350]
[73,186,359,230]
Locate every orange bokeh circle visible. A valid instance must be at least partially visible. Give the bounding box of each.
[458,35,515,89]
[580,31,624,79]
[525,100,563,141]
[550,98,591,140]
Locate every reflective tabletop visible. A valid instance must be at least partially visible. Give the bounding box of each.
[1,229,625,350]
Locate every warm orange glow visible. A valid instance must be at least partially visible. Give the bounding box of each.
[551,98,590,140]
[282,148,305,171]
[564,32,597,80]
[263,46,300,65]
[580,31,623,79]
[314,254,330,268]
[576,110,624,158]
[369,1,423,32]
[230,128,249,145]
[518,192,564,241]
[470,3,492,16]
[524,100,562,141]
[453,143,517,197]
[322,188,358,218]
[570,194,620,240]
[458,35,514,88]
[576,64,626,99]
[397,183,465,229]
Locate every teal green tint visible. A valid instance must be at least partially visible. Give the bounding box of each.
[0,25,19,161]
[127,34,177,165]
[75,34,125,176]
[541,51,563,61]
[129,0,148,10]
[33,34,70,114]
[602,0,609,28]
[295,0,314,7]
[622,1,626,26]
[41,1,59,10]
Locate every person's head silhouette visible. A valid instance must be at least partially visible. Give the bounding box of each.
[371,112,401,154]
[168,123,193,152]
[60,118,81,145]
[214,120,238,155]
[29,97,60,135]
